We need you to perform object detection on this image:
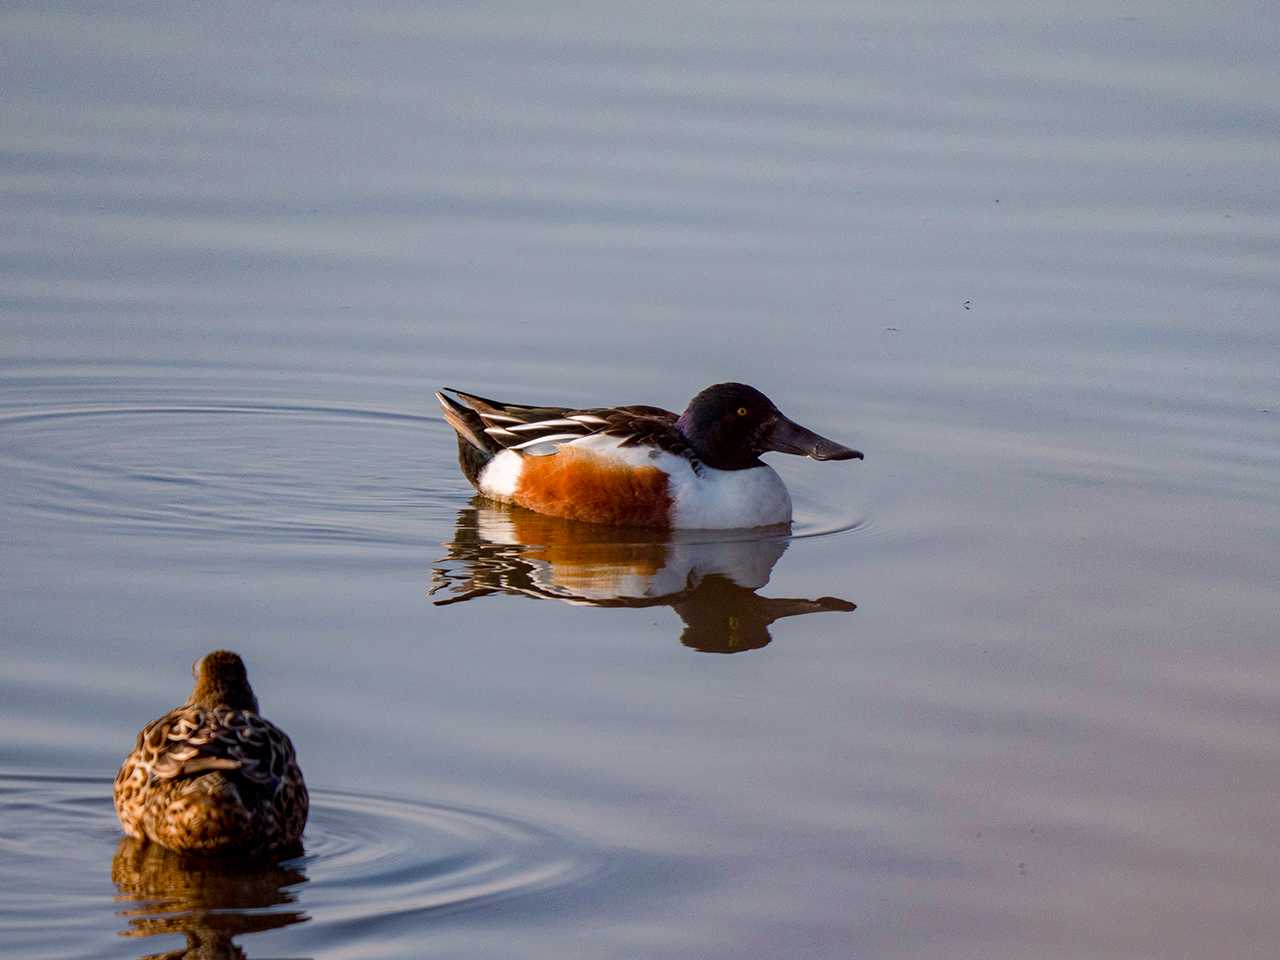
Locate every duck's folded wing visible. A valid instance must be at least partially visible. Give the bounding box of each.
[443,388,684,456]
[598,406,690,455]
[146,707,289,785]
[441,388,586,452]
[440,388,575,424]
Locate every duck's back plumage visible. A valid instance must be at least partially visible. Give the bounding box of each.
[437,387,694,460]
[114,701,307,856]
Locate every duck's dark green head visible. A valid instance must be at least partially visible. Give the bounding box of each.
[675,383,863,471]
[191,650,259,712]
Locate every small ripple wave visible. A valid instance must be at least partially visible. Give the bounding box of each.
[0,771,596,958]
[0,401,460,548]
[300,788,594,927]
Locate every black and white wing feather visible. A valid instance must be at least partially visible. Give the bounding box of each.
[440,388,693,459]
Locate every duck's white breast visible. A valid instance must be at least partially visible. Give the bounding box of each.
[666,460,792,529]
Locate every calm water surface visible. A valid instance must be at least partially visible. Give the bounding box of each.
[2,3,1278,958]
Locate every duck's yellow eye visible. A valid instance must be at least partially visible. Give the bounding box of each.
[737,406,748,416]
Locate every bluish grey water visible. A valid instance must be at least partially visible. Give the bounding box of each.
[2,2,1278,958]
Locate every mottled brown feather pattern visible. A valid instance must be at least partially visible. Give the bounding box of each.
[114,656,307,857]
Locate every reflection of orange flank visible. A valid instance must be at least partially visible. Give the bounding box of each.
[509,507,669,590]
[509,512,670,578]
[513,447,673,528]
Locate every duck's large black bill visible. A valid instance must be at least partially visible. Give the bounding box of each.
[766,414,863,461]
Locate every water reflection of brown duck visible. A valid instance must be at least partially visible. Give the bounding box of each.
[111,835,308,960]
[430,503,856,653]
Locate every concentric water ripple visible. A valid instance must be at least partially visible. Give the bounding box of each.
[0,771,596,959]
[0,401,461,548]
[299,788,595,927]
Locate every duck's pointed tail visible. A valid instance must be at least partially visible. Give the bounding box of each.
[436,389,501,486]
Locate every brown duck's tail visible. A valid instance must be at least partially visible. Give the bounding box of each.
[148,773,263,856]
[435,389,500,486]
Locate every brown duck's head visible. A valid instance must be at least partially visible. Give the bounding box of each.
[190,650,259,712]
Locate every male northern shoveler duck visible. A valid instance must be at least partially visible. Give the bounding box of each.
[114,651,308,857]
[436,382,862,529]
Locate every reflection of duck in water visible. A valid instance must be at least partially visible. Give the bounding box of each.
[436,383,861,529]
[430,504,856,653]
[114,651,308,857]
[111,835,307,959]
